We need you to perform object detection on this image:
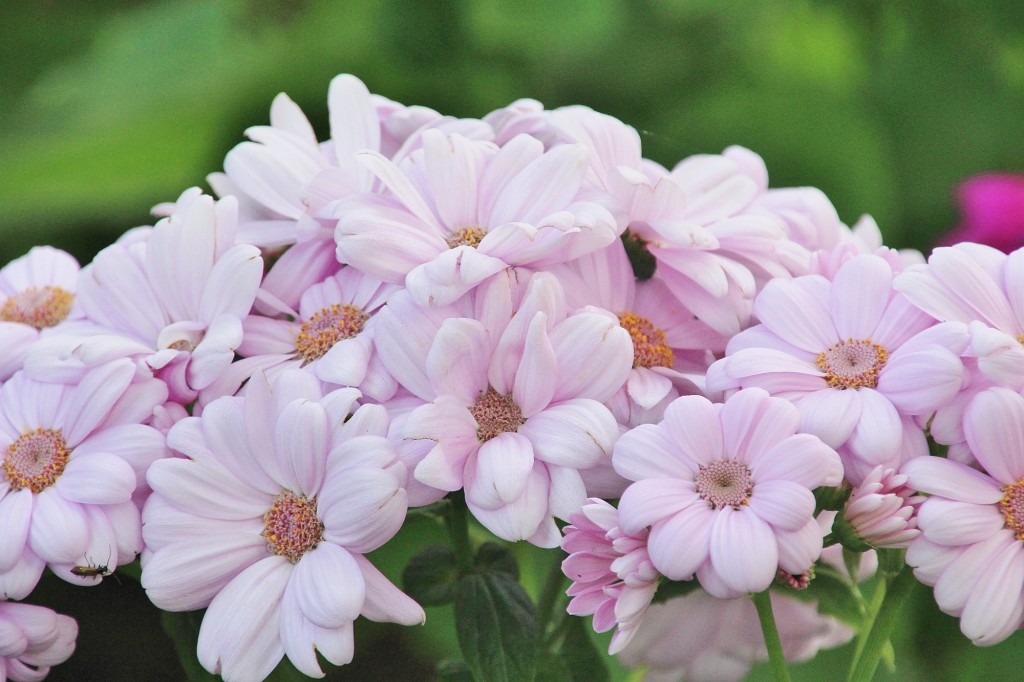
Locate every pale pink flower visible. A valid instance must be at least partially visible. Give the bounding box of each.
[618,589,853,682]
[207,74,477,248]
[61,189,263,404]
[334,129,619,306]
[0,362,167,599]
[903,386,1024,645]
[561,498,658,654]
[238,267,401,401]
[842,466,922,549]
[708,254,965,475]
[142,370,422,680]
[614,389,843,598]
[807,216,924,280]
[0,601,77,682]
[0,247,82,381]
[375,272,632,546]
[549,242,713,421]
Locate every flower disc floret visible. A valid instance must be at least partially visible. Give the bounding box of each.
[3,428,70,493]
[445,226,487,249]
[295,303,369,363]
[0,285,75,329]
[815,338,888,389]
[262,491,324,562]
[618,312,674,369]
[469,387,525,442]
[1000,479,1024,540]
[695,460,753,509]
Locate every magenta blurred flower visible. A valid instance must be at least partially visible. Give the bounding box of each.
[0,601,77,681]
[940,174,1024,252]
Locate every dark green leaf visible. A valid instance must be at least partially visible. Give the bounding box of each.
[534,652,573,682]
[474,542,519,579]
[403,544,461,606]
[160,611,219,682]
[787,565,864,628]
[437,659,475,682]
[651,577,701,604]
[454,572,540,682]
[622,232,657,280]
[559,614,611,682]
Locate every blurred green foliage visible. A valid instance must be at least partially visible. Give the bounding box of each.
[4,1,1024,680]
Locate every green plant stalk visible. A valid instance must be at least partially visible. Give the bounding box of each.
[445,494,473,571]
[752,589,792,682]
[537,552,569,638]
[846,567,916,682]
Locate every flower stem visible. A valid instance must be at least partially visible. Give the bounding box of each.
[846,565,915,682]
[752,589,792,682]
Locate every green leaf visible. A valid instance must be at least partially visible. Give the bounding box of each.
[474,542,519,579]
[534,652,573,682]
[160,611,218,682]
[454,571,540,682]
[403,544,461,606]
[651,577,701,604]
[560,614,611,682]
[437,659,476,682]
[787,564,864,628]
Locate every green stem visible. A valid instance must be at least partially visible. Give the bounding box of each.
[846,567,916,682]
[445,493,473,571]
[752,589,792,682]
[537,551,569,635]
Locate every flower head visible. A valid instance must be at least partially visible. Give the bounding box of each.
[142,370,422,680]
[614,388,843,598]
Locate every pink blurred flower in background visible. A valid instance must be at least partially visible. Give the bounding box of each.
[0,601,77,681]
[939,174,1024,252]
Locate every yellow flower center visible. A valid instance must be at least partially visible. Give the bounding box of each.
[469,387,525,442]
[0,286,74,329]
[446,226,487,249]
[295,304,368,364]
[3,428,70,493]
[1000,479,1024,540]
[618,312,674,369]
[815,338,889,390]
[261,491,324,563]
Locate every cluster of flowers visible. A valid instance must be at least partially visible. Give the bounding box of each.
[2,73,1024,681]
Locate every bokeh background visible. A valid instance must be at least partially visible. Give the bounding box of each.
[2,1,1023,680]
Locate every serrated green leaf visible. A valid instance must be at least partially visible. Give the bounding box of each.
[560,614,611,682]
[454,572,540,682]
[403,544,461,606]
[474,542,519,579]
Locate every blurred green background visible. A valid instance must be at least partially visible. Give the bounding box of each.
[3,1,1024,680]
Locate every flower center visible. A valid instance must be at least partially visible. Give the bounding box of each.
[0,286,74,329]
[1016,334,1024,346]
[3,428,70,493]
[694,460,754,509]
[1000,480,1024,540]
[815,338,889,389]
[618,312,674,369]
[295,303,369,364]
[469,387,525,442]
[261,491,324,563]
[446,226,487,249]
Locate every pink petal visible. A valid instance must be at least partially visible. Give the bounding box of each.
[750,434,843,489]
[292,543,364,628]
[618,479,699,535]
[328,74,380,180]
[917,498,1005,546]
[775,517,824,575]
[795,389,862,450]
[546,464,588,520]
[28,491,88,563]
[829,255,893,339]
[747,480,815,532]
[0,490,31,572]
[425,318,490,405]
[54,453,136,505]
[354,553,425,625]
[709,507,778,594]
[488,143,587,226]
[612,423,695,482]
[520,399,618,469]
[467,433,534,508]
[846,389,901,465]
[60,361,134,446]
[405,246,509,306]
[661,395,724,467]
[626,369,674,410]
[961,540,1024,645]
[933,531,1008,615]
[466,465,550,544]
[513,313,557,417]
[550,313,633,403]
[146,458,271,521]
[754,277,837,352]
[902,457,1002,504]
[719,388,798,462]
[196,557,289,682]
[964,388,1024,484]
[274,399,329,496]
[646,504,712,580]
[877,347,963,415]
[320,461,406,554]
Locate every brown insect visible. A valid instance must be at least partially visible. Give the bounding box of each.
[70,549,118,583]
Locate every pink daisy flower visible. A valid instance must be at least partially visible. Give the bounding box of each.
[0,601,78,681]
[239,267,402,401]
[617,589,852,682]
[707,254,965,477]
[375,272,633,546]
[614,388,843,598]
[334,129,619,306]
[561,498,658,654]
[68,189,263,404]
[0,361,168,599]
[0,247,82,381]
[903,387,1024,645]
[141,370,422,680]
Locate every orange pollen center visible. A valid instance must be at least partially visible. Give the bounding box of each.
[815,338,889,389]
[469,387,525,442]
[446,226,487,249]
[295,303,369,364]
[1000,480,1024,540]
[3,428,70,493]
[0,286,74,329]
[1016,334,1024,346]
[618,312,674,369]
[694,460,753,509]
[261,491,324,563]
